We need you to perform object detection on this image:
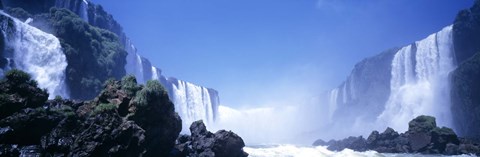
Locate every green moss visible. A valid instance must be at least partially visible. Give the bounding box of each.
[93,103,117,114]
[133,80,167,107]
[51,105,75,118]
[408,115,437,133]
[121,75,140,97]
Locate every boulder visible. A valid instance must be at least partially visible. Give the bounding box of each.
[173,120,248,157]
[327,136,367,151]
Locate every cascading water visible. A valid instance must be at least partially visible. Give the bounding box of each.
[0,12,69,99]
[325,25,456,136]
[328,88,339,121]
[123,38,218,133]
[79,0,89,21]
[377,25,455,132]
[55,0,89,22]
[170,79,216,132]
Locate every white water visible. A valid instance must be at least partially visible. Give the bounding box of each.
[377,25,455,132]
[123,38,218,133]
[328,88,339,121]
[170,79,215,133]
[80,0,89,21]
[0,12,69,99]
[323,25,456,136]
[245,145,476,157]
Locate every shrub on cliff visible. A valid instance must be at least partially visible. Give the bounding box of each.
[121,75,140,97]
[129,80,182,157]
[0,69,48,118]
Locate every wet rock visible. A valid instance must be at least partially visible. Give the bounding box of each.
[173,120,248,157]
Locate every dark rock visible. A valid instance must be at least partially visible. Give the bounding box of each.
[312,139,329,146]
[174,120,247,157]
[70,111,146,157]
[315,115,480,155]
[213,130,247,157]
[445,143,459,155]
[408,132,431,152]
[0,144,20,156]
[0,69,49,119]
[451,0,480,140]
[0,108,64,145]
[408,115,437,133]
[327,136,367,151]
[128,80,182,157]
[190,120,208,137]
[19,145,42,157]
[430,127,460,152]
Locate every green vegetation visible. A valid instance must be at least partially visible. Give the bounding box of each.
[93,103,117,114]
[0,69,48,118]
[26,8,128,100]
[408,115,437,133]
[133,80,167,107]
[121,75,140,97]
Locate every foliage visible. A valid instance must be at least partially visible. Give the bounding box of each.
[0,69,48,118]
[54,95,63,102]
[26,8,127,100]
[5,7,32,21]
[121,75,140,97]
[93,103,117,114]
[133,80,167,107]
[51,105,75,118]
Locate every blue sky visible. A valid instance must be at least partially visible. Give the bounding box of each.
[92,0,473,107]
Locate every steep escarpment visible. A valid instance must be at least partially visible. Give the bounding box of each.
[328,48,397,124]
[326,0,480,138]
[451,0,480,139]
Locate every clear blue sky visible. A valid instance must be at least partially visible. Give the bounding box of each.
[92,0,473,107]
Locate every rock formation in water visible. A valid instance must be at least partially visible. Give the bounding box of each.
[0,70,245,157]
[171,120,248,157]
[313,115,480,155]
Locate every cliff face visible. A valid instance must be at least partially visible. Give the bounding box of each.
[0,0,220,129]
[453,0,480,64]
[329,48,397,124]
[450,0,480,139]
[327,0,480,139]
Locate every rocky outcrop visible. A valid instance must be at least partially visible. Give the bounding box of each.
[314,115,480,155]
[0,71,186,156]
[171,120,248,157]
[0,69,48,119]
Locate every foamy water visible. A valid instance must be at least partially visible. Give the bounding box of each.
[244,145,476,157]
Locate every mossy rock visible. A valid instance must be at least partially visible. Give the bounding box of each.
[408,115,437,133]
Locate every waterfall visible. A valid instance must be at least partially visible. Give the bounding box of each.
[328,88,339,121]
[123,38,218,133]
[55,0,89,22]
[79,0,89,21]
[377,25,455,132]
[169,79,216,133]
[0,12,69,99]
